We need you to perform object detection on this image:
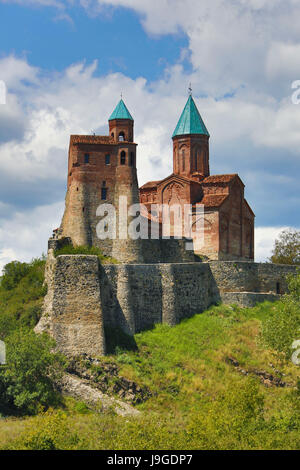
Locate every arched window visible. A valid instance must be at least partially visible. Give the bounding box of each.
[120,151,126,165]
[101,188,107,200]
[84,153,90,164]
[111,132,114,138]
[204,151,208,170]
[101,181,107,200]
[119,132,125,142]
[130,152,134,166]
[105,154,110,165]
[182,149,185,171]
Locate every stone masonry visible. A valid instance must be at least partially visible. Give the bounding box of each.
[35,254,297,356]
[37,97,296,357]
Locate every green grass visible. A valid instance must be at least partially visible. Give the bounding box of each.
[0,258,299,450]
[0,302,299,450]
[54,245,119,264]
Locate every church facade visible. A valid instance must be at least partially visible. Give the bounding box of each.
[58,95,254,262]
[140,95,255,260]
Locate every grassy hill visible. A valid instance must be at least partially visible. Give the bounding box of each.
[0,258,299,450]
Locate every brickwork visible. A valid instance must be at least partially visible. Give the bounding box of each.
[56,97,255,265]
[60,127,141,262]
[140,99,255,262]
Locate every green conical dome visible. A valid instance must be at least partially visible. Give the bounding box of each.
[109,99,134,121]
[172,95,209,138]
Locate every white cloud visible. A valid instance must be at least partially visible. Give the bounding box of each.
[266,42,300,80]
[90,0,300,99]
[1,54,300,192]
[254,226,296,262]
[4,0,300,98]
[0,55,299,231]
[0,0,66,8]
[0,1,300,263]
[0,201,64,273]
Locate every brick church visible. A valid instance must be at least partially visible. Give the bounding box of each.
[140,94,254,260]
[58,94,254,262]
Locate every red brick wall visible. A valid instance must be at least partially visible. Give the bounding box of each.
[173,135,210,180]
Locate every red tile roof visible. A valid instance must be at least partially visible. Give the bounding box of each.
[202,174,238,184]
[140,180,161,189]
[70,135,114,145]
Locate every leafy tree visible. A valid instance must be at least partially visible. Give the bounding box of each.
[1,261,30,290]
[0,257,46,339]
[0,329,66,415]
[261,270,300,359]
[270,229,300,265]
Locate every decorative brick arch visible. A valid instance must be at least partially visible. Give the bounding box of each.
[162,181,184,205]
[173,143,178,173]
[192,144,201,171]
[179,144,188,172]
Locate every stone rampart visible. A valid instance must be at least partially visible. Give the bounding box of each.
[35,256,297,356]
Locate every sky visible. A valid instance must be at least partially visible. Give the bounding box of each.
[0,0,300,270]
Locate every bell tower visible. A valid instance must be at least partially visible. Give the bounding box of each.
[172,93,210,182]
[109,98,134,143]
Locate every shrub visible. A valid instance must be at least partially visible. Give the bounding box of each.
[270,229,300,265]
[16,410,80,450]
[261,270,300,359]
[0,329,66,415]
[54,245,118,264]
[186,379,265,449]
[74,401,90,415]
[0,257,46,339]
[1,261,30,290]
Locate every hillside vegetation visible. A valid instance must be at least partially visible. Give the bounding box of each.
[0,258,46,338]
[0,258,299,450]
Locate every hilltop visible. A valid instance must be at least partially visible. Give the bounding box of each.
[0,259,299,450]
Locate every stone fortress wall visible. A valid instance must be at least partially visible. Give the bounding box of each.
[36,253,297,356]
[37,98,297,357]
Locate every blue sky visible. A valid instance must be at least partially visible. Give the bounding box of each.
[0,2,189,79]
[0,0,300,268]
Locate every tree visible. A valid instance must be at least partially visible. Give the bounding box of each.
[0,329,66,415]
[261,270,300,359]
[1,261,30,290]
[270,229,300,265]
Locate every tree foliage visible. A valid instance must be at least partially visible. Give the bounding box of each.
[270,229,300,265]
[0,329,66,415]
[1,261,30,290]
[261,270,300,359]
[0,257,46,340]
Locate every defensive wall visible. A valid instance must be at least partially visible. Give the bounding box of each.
[35,254,297,356]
